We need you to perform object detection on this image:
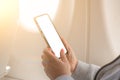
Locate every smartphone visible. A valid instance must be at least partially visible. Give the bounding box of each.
[34,14,67,58]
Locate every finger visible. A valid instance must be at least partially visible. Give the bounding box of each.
[41,54,49,62]
[60,49,68,62]
[60,37,72,54]
[43,48,53,56]
[41,54,50,67]
[43,48,56,59]
[41,54,47,60]
[42,60,47,68]
[46,47,55,55]
[43,48,59,62]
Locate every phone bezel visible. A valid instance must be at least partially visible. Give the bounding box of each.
[34,14,67,57]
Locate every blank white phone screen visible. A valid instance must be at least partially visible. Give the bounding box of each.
[35,15,67,58]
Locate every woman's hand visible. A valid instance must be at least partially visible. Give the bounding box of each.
[61,38,78,73]
[41,48,71,80]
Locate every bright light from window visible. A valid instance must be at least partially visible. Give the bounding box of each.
[19,0,59,32]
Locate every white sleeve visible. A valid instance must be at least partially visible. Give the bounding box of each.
[55,61,100,80]
[55,75,74,80]
[72,61,100,80]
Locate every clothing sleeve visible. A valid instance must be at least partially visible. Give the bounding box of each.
[72,61,100,80]
[55,60,100,80]
[55,75,74,80]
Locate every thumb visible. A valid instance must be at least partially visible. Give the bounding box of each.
[60,49,67,62]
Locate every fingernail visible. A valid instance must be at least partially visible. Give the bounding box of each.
[48,48,51,50]
[61,49,64,52]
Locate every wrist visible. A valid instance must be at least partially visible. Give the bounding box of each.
[72,60,78,74]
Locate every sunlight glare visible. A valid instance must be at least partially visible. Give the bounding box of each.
[19,0,59,32]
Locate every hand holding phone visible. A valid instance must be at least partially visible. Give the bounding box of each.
[34,14,67,58]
